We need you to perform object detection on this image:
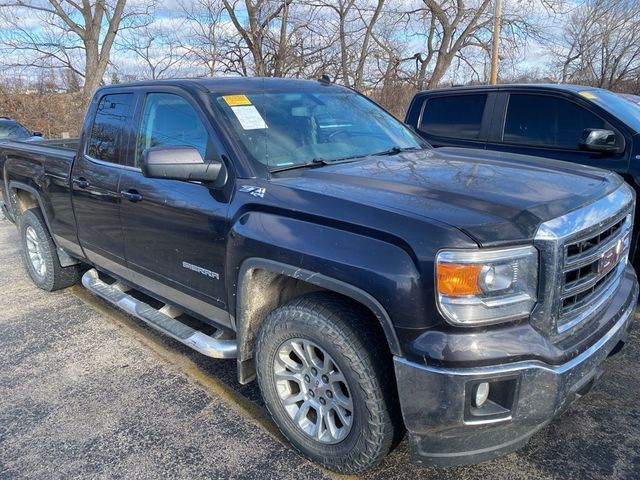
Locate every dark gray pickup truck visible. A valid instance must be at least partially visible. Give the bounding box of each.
[0,78,638,473]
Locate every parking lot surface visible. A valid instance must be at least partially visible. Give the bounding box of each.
[1,216,640,479]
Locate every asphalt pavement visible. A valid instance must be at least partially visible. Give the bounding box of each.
[1,215,639,479]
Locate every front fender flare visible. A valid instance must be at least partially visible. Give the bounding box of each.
[237,257,402,356]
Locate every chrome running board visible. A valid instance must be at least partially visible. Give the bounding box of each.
[82,269,237,359]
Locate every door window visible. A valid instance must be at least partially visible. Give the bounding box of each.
[86,93,134,164]
[420,94,487,139]
[503,94,607,149]
[136,93,211,167]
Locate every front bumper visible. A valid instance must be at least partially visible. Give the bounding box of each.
[394,267,638,467]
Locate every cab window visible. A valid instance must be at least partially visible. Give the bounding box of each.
[420,94,487,139]
[135,93,211,168]
[86,93,135,164]
[503,94,609,149]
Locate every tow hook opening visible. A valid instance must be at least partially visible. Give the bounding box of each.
[607,339,627,358]
[575,367,604,399]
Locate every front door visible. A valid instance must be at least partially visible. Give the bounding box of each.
[487,92,629,172]
[72,92,136,273]
[118,91,231,325]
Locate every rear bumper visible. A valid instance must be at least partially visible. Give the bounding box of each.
[394,267,638,467]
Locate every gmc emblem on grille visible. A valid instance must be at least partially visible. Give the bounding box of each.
[599,239,624,274]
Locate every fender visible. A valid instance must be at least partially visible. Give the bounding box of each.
[8,181,78,267]
[236,257,402,356]
[8,181,52,231]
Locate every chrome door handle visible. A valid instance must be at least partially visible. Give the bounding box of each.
[72,177,90,189]
[120,190,143,202]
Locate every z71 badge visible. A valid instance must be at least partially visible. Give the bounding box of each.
[239,185,266,198]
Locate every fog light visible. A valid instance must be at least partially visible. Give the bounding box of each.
[473,382,490,408]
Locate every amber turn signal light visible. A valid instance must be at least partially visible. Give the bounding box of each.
[437,263,482,295]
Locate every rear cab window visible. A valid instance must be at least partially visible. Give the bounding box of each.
[86,93,135,164]
[420,94,488,139]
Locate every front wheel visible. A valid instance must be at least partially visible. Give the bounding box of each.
[255,292,403,473]
[19,208,81,291]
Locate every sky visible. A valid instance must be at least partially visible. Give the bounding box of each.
[0,0,578,86]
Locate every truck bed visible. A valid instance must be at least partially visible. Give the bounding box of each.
[0,138,76,229]
[37,137,80,151]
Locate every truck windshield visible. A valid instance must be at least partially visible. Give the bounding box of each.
[582,89,640,133]
[212,90,423,171]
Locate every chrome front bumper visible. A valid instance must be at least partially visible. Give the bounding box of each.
[394,267,638,467]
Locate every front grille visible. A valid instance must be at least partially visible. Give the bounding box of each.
[558,215,631,332]
[531,184,634,338]
[565,218,624,260]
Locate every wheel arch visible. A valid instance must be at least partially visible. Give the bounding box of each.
[235,257,402,384]
[8,181,78,267]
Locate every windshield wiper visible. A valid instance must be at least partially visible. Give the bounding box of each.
[372,146,423,156]
[270,158,329,173]
[270,146,423,173]
[317,146,421,165]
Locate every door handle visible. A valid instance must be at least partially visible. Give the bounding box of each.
[72,177,90,189]
[120,190,143,202]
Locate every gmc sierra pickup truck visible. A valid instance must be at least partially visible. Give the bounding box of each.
[0,78,637,473]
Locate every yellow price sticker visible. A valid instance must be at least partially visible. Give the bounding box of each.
[223,94,252,106]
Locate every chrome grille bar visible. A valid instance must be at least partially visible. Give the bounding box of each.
[532,183,635,337]
[560,215,631,323]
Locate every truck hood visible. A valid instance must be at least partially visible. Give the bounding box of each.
[273,147,622,246]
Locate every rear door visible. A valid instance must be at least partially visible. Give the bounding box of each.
[71,92,136,272]
[411,92,495,149]
[118,89,232,326]
[486,91,630,172]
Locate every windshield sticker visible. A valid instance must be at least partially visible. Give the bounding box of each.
[579,91,597,100]
[231,105,268,130]
[223,94,252,106]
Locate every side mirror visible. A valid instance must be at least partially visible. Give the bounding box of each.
[32,131,43,137]
[142,146,227,187]
[578,128,620,154]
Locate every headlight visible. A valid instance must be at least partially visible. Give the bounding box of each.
[436,246,538,326]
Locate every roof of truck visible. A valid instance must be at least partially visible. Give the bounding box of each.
[413,83,603,96]
[100,77,345,95]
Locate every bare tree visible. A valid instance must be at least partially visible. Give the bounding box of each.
[221,0,294,76]
[412,0,493,88]
[0,0,154,108]
[552,0,640,90]
[178,0,228,77]
[119,20,188,79]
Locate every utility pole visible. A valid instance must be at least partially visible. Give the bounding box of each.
[489,0,503,85]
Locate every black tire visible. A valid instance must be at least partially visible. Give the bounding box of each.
[255,292,403,473]
[19,208,81,291]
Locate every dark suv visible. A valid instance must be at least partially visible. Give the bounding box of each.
[405,84,640,262]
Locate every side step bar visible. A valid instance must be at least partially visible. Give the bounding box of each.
[82,269,237,359]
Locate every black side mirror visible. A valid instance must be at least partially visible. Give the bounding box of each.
[32,131,43,137]
[578,128,620,154]
[142,146,227,187]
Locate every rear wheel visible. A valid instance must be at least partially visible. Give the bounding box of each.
[19,208,81,291]
[255,292,403,473]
